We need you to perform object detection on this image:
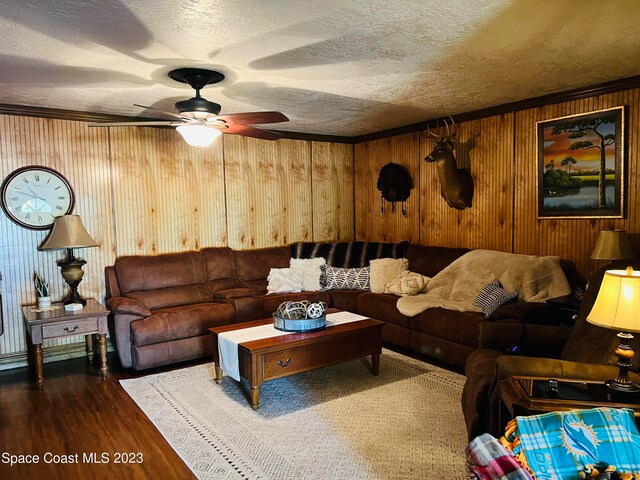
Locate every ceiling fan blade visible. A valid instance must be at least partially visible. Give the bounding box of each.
[215,111,289,126]
[133,103,188,121]
[223,124,283,140]
[89,121,181,127]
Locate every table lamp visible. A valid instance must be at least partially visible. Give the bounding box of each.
[591,230,634,263]
[587,266,640,393]
[38,215,98,306]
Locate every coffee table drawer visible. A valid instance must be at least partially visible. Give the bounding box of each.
[262,330,380,381]
[42,318,98,339]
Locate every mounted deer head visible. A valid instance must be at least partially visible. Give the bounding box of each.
[424,118,474,210]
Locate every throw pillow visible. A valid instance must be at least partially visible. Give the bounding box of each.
[384,271,430,297]
[473,279,518,317]
[323,265,370,290]
[289,257,326,291]
[369,258,409,293]
[266,268,303,294]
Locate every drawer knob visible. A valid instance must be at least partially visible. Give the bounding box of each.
[277,358,291,367]
[64,326,79,333]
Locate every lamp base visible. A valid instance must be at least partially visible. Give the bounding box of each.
[58,249,87,306]
[605,378,640,393]
[606,331,640,393]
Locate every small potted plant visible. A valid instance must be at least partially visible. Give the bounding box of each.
[35,273,51,309]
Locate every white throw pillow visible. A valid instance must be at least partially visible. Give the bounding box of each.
[369,258,409,293]
[289,257,326,291]
[384,271,430,297]
[267,268,303,294]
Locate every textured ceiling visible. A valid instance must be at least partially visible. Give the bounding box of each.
[0,0,639,137]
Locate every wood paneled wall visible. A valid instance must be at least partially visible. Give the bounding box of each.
[354,133,421,243]
[513,90,639,278]
[0,118,354,365]
[355,90,640,279]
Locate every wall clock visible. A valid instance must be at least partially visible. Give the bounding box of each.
[1,165,75,230]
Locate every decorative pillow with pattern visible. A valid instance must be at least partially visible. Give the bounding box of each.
[473,279,518,317]
[267,268,303,294]
[322,265,370,290]
[384,271,430,297]
[290,257,326,291]
[369,257,409,293]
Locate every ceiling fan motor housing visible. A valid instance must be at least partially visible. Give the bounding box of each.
[175,97,222,118]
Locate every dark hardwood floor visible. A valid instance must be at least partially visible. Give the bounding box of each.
[0,350,203,479]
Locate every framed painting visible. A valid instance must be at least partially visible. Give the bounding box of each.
[537,106,625,218]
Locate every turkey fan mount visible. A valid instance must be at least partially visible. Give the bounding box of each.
[377,163,413,216]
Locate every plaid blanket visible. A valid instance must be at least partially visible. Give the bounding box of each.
[466,433,534,480]
[515,407,640,479]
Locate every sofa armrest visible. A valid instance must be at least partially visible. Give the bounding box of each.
[496,355,640,384]
[491,301,567,325]
[106,296,151,318]
[478,322,570,358]
[213,287,255,300]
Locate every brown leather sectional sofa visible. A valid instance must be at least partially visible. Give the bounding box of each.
[105,241,584,373]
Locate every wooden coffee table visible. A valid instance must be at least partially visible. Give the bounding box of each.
[209,315,384,410]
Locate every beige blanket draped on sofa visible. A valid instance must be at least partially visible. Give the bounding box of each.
[397,249,571,317]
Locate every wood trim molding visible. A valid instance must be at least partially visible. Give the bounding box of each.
[352,75,640,143]
[1,74,639,144]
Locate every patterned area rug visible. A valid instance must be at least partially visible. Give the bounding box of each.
[120,349,468,479]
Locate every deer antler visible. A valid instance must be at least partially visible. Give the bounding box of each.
[424,116,457,140]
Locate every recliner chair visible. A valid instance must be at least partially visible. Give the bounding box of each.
[462,261,640,440]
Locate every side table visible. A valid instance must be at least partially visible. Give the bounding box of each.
[22,298,109,389]
[499,375,640,433]
[545,294,582,323]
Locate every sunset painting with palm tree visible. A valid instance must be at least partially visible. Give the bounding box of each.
[537,107,623,218]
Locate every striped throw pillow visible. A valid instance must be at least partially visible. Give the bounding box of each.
[473,279,518,317]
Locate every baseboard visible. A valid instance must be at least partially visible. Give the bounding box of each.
[0,340,114,371]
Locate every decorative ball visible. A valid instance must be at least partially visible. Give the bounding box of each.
[306,303,325,318]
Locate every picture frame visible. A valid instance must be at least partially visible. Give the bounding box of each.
[536,106,625,218]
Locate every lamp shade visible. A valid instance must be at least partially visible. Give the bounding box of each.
[38,215,98,250]
[587,267,640,333]
[591,230,634,260]
[176,125,221,147]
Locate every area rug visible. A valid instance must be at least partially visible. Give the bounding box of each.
[120,349,468,479]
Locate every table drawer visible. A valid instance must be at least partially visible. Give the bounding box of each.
[42,318,98,339]
[261,329,381,381]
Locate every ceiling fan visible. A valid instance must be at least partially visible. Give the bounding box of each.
[90,68,289,146]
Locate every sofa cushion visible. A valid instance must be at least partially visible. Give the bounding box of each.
[410,307,485,347]
[234,246,290,281]
[115,251,207,293]
[241,279,269,295]
[114,251,214,310]
[357,292,411,328]
[126,284,214,311]
[131,302,235,347]
[290,241,409,268]
[201,247,236,279]
[201,247,241,293]
[405,244,470,278]
[327,289,364,313]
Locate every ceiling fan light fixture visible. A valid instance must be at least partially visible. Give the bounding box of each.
[176,125,221,147]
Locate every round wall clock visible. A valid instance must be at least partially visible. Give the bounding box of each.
[1,165,75,230]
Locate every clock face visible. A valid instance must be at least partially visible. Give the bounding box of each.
[1,166,75,230]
